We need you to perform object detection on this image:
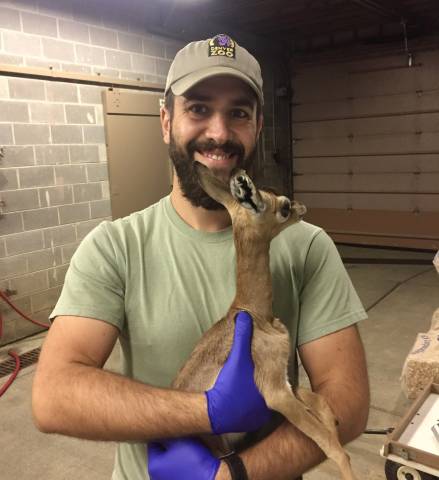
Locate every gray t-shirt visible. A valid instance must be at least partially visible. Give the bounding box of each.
[50,194,367,480]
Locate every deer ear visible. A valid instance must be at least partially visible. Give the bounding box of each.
[230,170,266,214]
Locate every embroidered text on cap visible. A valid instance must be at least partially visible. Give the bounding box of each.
[208,34,236,58]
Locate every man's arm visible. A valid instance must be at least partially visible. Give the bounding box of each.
[231,324,369,480]
[32,315,211,441]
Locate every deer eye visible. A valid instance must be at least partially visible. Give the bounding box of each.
[276,197,291,223]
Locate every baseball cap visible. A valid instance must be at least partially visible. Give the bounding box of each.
[165,34,264,104]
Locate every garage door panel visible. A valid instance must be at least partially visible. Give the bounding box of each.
[295,132,439,157]
[294,91,439,122]
[294,154,439,174]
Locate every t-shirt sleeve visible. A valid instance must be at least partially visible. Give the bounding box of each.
[50,221,125,331]
[297,229,367,345]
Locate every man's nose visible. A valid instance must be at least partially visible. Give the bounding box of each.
[205,113,230,144]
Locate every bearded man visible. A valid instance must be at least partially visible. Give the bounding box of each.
[33,34,369,480]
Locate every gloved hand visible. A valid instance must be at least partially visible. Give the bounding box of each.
[147,437,220,480]
[205,310,271,434]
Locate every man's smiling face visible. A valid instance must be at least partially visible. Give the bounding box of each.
[161,75,263,210]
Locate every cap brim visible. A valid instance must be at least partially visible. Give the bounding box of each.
[170,66,264,104]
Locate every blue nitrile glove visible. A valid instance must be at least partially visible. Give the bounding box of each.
[205,310,271,434]
[147,437,220,480]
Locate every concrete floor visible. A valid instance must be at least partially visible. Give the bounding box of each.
[0,248,438,479]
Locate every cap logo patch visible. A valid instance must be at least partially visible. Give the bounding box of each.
[208,34,236,58]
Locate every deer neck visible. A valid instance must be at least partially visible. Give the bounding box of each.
[231,234,274,321]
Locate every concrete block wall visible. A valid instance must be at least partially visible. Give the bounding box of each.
[0,0,184,345]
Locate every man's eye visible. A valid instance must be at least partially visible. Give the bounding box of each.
[231,109,250,119]
[188,104,209,115]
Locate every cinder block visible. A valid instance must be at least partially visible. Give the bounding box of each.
[65,105,96,125]
[105,50,131,70]
[3,31,42,57]
[23,206,59,230]
[35,145,69,165]
[86,163,108,182]
[90,199,111,219]
[143,37,165,58]
[9,77,45,100]
[1,188,39,212]
[61,241,80,263]
[132,54,156,74]
[5,230,44,256]
[59,19,90,43]
[45,81,78,103]
[0,124,14,145]
[73,183,102,202]
[0,239,5,257]
[83,125,105,144]
[70,145,99,164]
[75,44,105,66]
[90,26,118,49]
[0,78,9,99]
[0,212,23,235]
[0,100,29,122]
[0,169,18,191]
[0,255,28,280]
[22,11,57,38]
[55,164,87,185]
[43,224,76,248]
[51,125,83,144]
[42,38,75,62]
[0,6,21,30]
[98,144,108,163]
[19,166,55,188]
[39,185,73,207]
[48,264,69,288]
[156,58,171,77]
[14,124,51,145]
[102,180,109,199]
[0,54,25,68]
[2,146,35,167]
[38,0,72,19]
[58,203,90,225]
[118,32,143,53]
[23,309,51,334]
[79,85,103,105]
[0,296,31,345]
[31,286,61,313]
[9,270,49,296]
[76,218,102,240]
[27,247,62,272]
[30,103,65,124]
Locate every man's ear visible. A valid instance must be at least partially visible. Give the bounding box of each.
[160,106,171,145]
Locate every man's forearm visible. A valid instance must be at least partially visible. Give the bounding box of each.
[237,380,369,480]
[32,363,211,442]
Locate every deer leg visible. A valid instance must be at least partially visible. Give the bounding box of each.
[263,386,357,480]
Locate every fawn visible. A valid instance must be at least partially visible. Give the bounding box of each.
[172,163,356,480]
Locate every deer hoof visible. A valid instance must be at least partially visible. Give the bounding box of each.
[230,171,265,213]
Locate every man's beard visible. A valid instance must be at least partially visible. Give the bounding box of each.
[169,133,257,210]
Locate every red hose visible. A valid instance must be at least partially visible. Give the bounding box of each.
[0,290,50,329]
[0,351,21,397]
[0,290,50,397]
